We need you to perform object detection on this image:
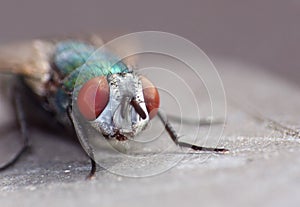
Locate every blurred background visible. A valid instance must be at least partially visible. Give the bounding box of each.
[0,0,299,85]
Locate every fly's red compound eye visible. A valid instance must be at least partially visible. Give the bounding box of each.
[77,76,109,120]
[140,76,160,119]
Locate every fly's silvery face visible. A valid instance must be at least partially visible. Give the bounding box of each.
[90,73,149,139]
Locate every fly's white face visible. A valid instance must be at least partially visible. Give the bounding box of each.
[91,73,149,140]
[77,72,160,141]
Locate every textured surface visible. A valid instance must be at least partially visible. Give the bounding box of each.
[1,58,300,207]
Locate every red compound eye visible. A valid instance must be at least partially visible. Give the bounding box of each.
[77,76,109,120]
[140,76,160,119]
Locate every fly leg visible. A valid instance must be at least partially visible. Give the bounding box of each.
[67,106,97,179]
[88,159,96,179]
[0,87,29,170]
[157,111,228,153]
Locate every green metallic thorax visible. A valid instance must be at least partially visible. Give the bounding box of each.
[54,41,128,92]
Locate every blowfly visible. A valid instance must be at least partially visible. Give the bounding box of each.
[0,36,228,178]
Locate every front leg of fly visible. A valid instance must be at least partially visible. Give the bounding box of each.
[157,110,229,153]
[75,72,155,177]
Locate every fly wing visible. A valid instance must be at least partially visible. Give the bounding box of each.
[0,40,55,78]
[0,40,55,96]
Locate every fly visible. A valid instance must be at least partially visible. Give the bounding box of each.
[0,37,228,178]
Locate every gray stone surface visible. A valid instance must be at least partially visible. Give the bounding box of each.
[1,58,300,207]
